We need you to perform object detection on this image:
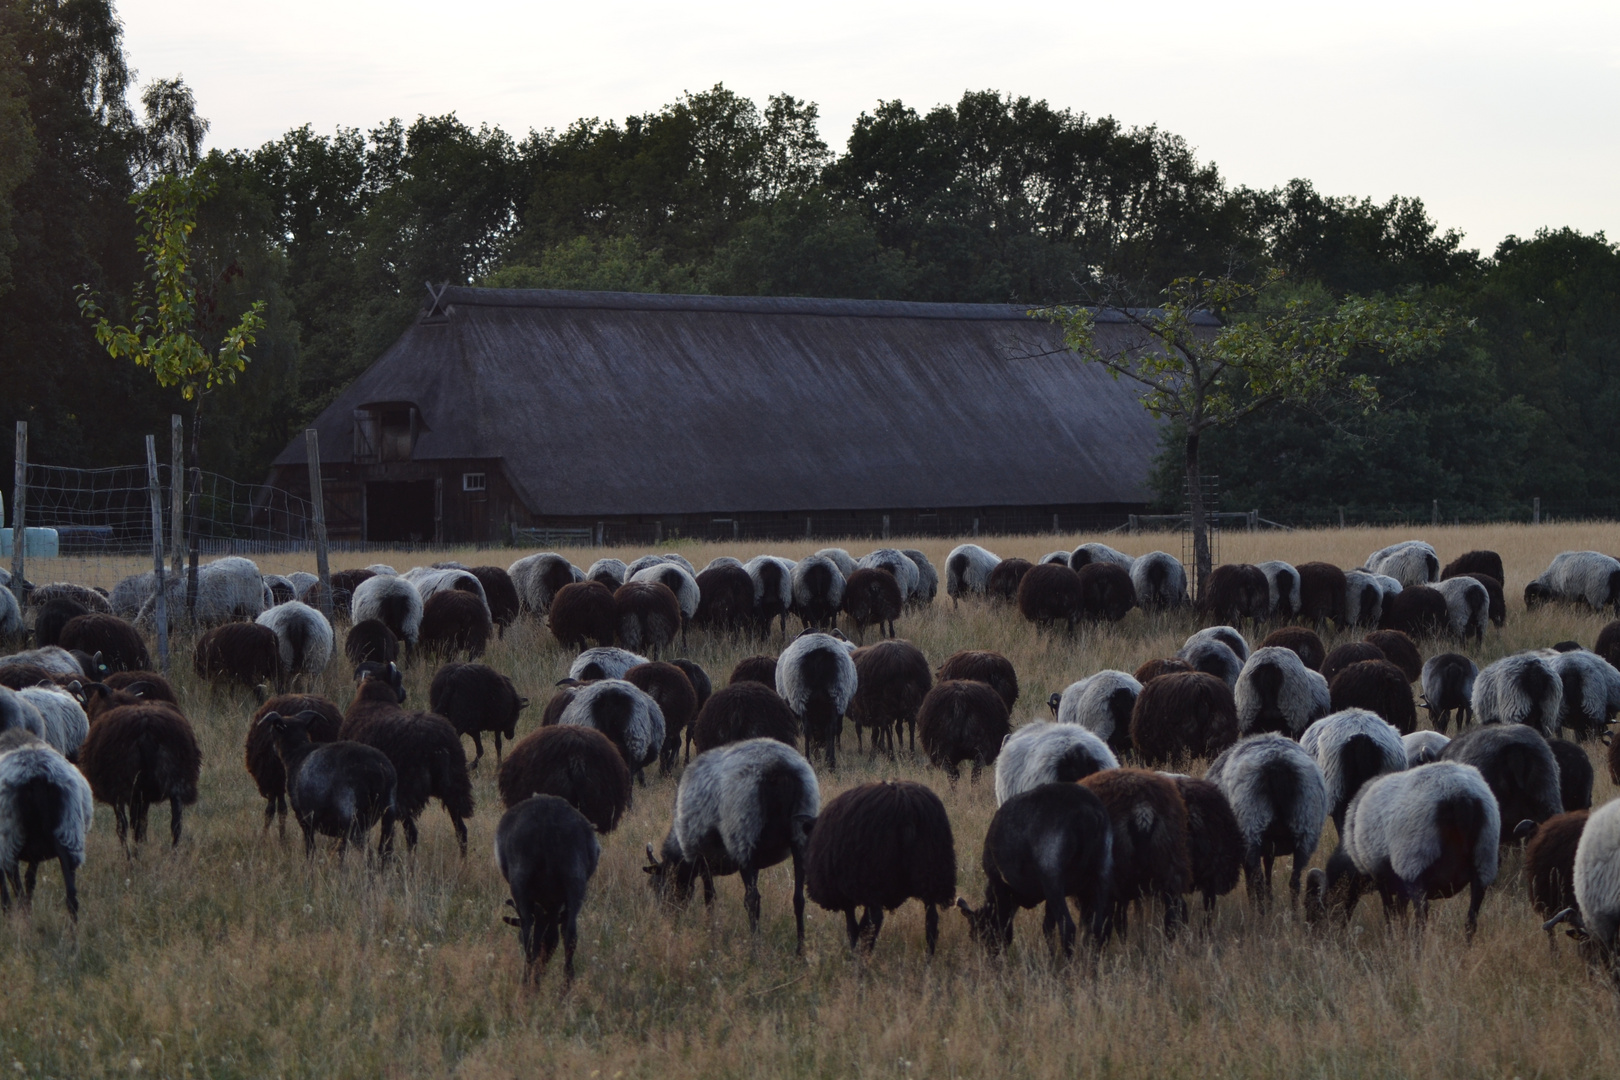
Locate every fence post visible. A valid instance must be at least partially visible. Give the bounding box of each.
[1248,509,1258,532]
[304,429,334,621]
[1338,507,1344,529]
[1053,513,1059,534]
[186,466,201,619]
[170,414,185,582]
[1128,514,1138,535]
[595,522,603,547]
[1431,499,1438,526]
[433,475,444,546]
[10,421,25,601]
[1532,497,1540,525]
[882,514,890,540]
[805,517,811,539]
[655,521,662,544]
[973,517,979,537]
[145,435,169,675]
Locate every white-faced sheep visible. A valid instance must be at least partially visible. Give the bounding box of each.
[791,555,846,630]
[777,630,858,769]
[1440,723,1563,841]
[1307,761,1498,939]
[1365,540,1440,588]
[1257,561,1302,620]
[956,782,1114,957]
[261,710,399,859]
[569,647,648,682]
[351,574,424,649]
[805,780,956,955]
[1402,730,1451,767]
[900,549,939,605]
[508,553,584,617]
[1131,551,1188,611]
[1433,577,1490,643]
[1069,543,1134,571]
[556,679,665,784]
[15,685,89,760]
[77,700,200,850]
[643,738,819,951]
[1049,670,1140,757]
[945,544,1000,605]
[1420,653,1477,733]
[918,680,1010,782]
[1205,734,1327,908]
[430,662,528,765]
[1078,768,1192,938]
[497,725,632,833]
[744,555,796,636]
[496,795,601,986]
[1525,551,1620,614]
[1234,646,1331,738]
[0,736,92,919]
[1300,709,1407,830]
[1473,652,1563,737]
[585,558,628,590]
[995,722,1118,805]
[1546,649,1620,741]
[256,601,334,686]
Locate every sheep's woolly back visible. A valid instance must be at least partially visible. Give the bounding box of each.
[1256,561,1302,617]
[1205,734,1327,859]
[14,686,89,758]
[1421,654,1478,712]
[1532,551,1620,610]
[791,555,847,610]
[569,647,648,682]
[744,556,797,609]
[1433,577,1490,639]
[508,553,583,613]
[776,633,858,717]
[1548,649,1620,730]
[585,558,628,588]
[1177,638,1244,689]
[1574,799,1620,947]
[1299,709,1407,812]
[1234,646,1330,737]
[995,722,1118,805]
[1364,541,1439,588]
[1038,551,1070,566]
[351,575,425,644]
[0,588,19,638]
[0,745,93,871]
[1402,729,1451,768]
[404,566,492,617]
[1130,552,1188,609]
[133,556,265,629]
[944,544,1000,598]
[857,549,922,600]
[1343,570,1386,627]
[900,550,939,603]
[255,601,335,676]
[1184,626,1250,664]
[0,646,82,678]
[672,738,820,868]
[629,564,700,619]
[557,679,666,766]
[703,557,745,573]
[1473,653,1563,735]
[1440,723,1563,830]
[1054,670,1142,744]
[1069,543,1135,571]
[0,687,46,738]
[1341,762,1499,889]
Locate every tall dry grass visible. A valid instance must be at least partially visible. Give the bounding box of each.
[3,524,1620,1078]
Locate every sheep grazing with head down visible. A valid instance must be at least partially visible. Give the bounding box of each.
[57,614,148,673]
[246,694,342,835]
[344,619,399,668]
[1553,800,1620,976]
[1343,570,1391,629]
[1201,564,1271,628]
[1365,541,1439,588]
[692,681,800,754]
[1177,636,1243,690]
[77,698,200,851]
[14,686,89,761]
[744,556,797,636]
[1322,641,1385,684]
[812,548,856,579]
[194,623,281,689]
[1432,577,1490,643]
[986,558,1034,604]
[0,687,44,740]
[1257,561,1301,621]
[791,555,846,630]
[351,574,424,649]
[1443,549,1505,586]
[1186,624,1250,662]
[545,581,616,652]
[430,662,528,765]
[848,640,931,756]
[1379,585,1450,639]
[806,780,957,955]
[1546,649,1620,741]
[30,598,87,648]
[1402,730,1450,767]
[945,544,1000,605]
[28,582,110,615]
[644,738,819,951]
[569,647,647,682]
[1299,709,1408,831]
[326,568,374,618]
[857,549,921,604]
[556,680,665,785]
[1472,652,1563,736]
[1016,563,1084,631]
[1235,646,1331,738]
[584,558,626,592]
[1049,670,1141,758]
[630,563,700,630]
[1525,551,1620,614]
[918,680,1009,782]
[777,630,858,769]
[694,563,758,634]
[1294,562,1348,629]
[1205,734,1327,908]
[1594,621,1620,669]
[729,655,778,687]
[1134,657,1193,684]
[1440,723,1562,842]
[1548,739,1593,812]
[996,722,1118,805]
[1069,543,1134,571]
[1130,551,1188,611]
[1306,761,1499,940]
[1329,660,1418,735]
[495,795,600,986]
[260,709,398,859]
[935,650,1018,712]
[508,553,583,618]
[1261,626,1326,672]
[127,556,266,630]
[0,732,93,920]
[1078,769,1191,939]
[1077,563,1136,622]
[956,782,1114,957]
[613,581,682,658]
[1167,775,1244,923]
[497,725,632,834]
[1459,573,1507,628]
[901,550,938,606]
[1039,550,1070,566]
[623,661,698,773]
[1364,630,1421,683]
[842,568,902,642]
[256,601,335,686]
[1420,653,1478,733]
[3,646,93,681]
[1519,810,1588,946]
[417,590,492,660]
[1129,672,1239,766]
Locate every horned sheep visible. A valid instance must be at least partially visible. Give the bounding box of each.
[246,694,343,835]
[496,795,601,985]
[261,710,398,858]
[1440,723,1563,842]
[1420,653,1478,732]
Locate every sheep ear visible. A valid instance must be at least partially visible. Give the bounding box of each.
[954,897,973,914]
[517,698,531,710]
[644,842,661,870]
[1513,819,1539,840]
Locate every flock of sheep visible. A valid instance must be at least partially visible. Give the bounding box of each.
[2,538,1620,987]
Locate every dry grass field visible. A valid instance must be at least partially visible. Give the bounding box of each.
[4,523,1620,1079]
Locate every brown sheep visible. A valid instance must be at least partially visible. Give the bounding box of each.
[1133,656,1194,684]
[848,639,932,756]
[1521,811,1588,947]
[1442,550,1505,587]
[58,613,150,673]
[1129,671,1239,766]
[986,558,1034,603]
[1379,585,1449,638]
[1321,641,1386,684]
[624,661,699,771]
[77,701,200,850]
[1078,769,1192,939]
[1295,562,1348,629]
[418,590,491,660]
[1460,572,1507,628]
[1172,775,1244,924]
[1363,630,1422,682]
[935,650,1018,712]
[728,655,778,687]
[691,681,801,753]
[497,725,632,833]
[1076,562,1136,622]
[1260,626,1326,671]
[1016,563,1083,631]
[1329,659,1418,734]
[548,581,618,651]
[194,623,281,688]
[1201,564,1271,627]
[842,567,902,643]
[693,564,757,633]
[612,581,681,658]
[466,565,521,635]
[917,680,1009,781]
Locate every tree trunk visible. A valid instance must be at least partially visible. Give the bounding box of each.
[1185,430,1211,601]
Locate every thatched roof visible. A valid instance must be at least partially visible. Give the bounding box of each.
[274,288,1204,516]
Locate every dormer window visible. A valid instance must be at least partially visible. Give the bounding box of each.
[353,402,423,463]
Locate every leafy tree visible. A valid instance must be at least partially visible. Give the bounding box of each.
[0,19,38,296]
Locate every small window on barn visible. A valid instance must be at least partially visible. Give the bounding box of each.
[353,402,424,463]
[462,472,486,493]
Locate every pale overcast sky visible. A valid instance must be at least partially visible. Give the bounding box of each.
[118,0,1619,256]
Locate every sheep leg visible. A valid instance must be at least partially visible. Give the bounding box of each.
[843,908,862,950]
[924,903,940,956]
[112,804,130,850]
[562,892,584,987]
[494,732,504,765]
[1465,880,1486,943]
[131,793,150,845]
[0,869,12,912]
[1288,857,1305,907]
[699,861,716,906]
[863,906,885,954]
[402,816,420,851]
[792,844,808,954]
[741,866,762,933]
[301,818,317,859]
[170,795,184,847]
[1245,856,1267,912]
[58,854,78,922]
[469,733,484,766]
[378,810,396,859]
[262,798,278,835]
[451,815,469,857]
[22,862,37,904]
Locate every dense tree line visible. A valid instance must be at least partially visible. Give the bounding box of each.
[3,0,1617,519]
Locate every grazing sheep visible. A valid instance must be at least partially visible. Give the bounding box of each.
[57,614,149,673]
[1205,734,1327,907]
[986,558,1034,603]
[0,687,44,739]
[102,670,176,704]
[1234,646,1331,738]
[246,694,342,835]
[508,553,584,617]
[351,574,424,648]
[1039,550,1070,566]
[613,581,682,658]
[1402,730,1451,768]
[900,550,939,605]
[1473,653,1563,736]
[1547,649,1620,741]
[261,709,397,859]
[848,640,931,756]
[672,659,712,714]
[1257,561,1302,620]
[1261,626,1326,671]
[544,581,616,652]
[692,681,800,754]
[956,782,1114,957]
[1201,564,1271,627]
[430,663,528,765]
[857,549,921,603]
[569,647,647,682]
[1343,570,1390,629]
[694,564,758,633]
[1440,723,1562,841]
[1185,624,1251,663]
[936,650,1019,712]
[1129,672,1239,766]
[0,589,20,644]
[2,646,94,680]
[1567,800,1620,971]
[1525,551,1620,614]
[945,544,1001,604]
[1460,572,1507,629]
[0,736,92,919]
[1050,670,1141,757]
[464,566,520,635]
[744,555,797,635]
[556,680,665,784]
[1365,541,1440,588]
[341,677,475,855]
[729,655,778,687]
[496,795,601,985]
[1548,739,1594,812]
[1364,630,1422,683]
[27,583,110,614]
[843,567,903,642]
[1300,709,1408,830]
[918,680,1010,781]
[1015,563,1083,631]
[777,631,858,769]
[1521,811,1588,942]
[630,563,700,626]
[1306,761,1498,939]
[585,559,628,590]
[128,556,267,630]
[1077,562,1136,622]
[256,601,335,684]
[194,623,281,689]
[417,590,492,660]
[1379,585,1450,638]
[1425,577,1488,644]
[1133,657,1194,683]
[1443,550,1506,586]
[791,555,846,630]
[1078,768,1192,938]
[1322,641,1385,684]
[1131,551,1188,611]
[643,738,819,950]
[1168,775,1245,922]
[1420,653,1478,733]
[1178,637,1244,690]
[995,722,1118,805]
[1595,621,1620,669]
[263,575,296,607]
[31,598,88,648]
[344,619,399,667]
[813,548,857,579]
[1069,543,1134,571]
[1329,660,1418,735]
[1296,562,1348,629]
[806,781,956,954]
[15,685,89,760]
[77,701,200,850]
[406,566,492,621]
[624,661,699,773]
[497,726,631,833]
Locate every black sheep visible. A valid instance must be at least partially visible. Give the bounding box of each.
[246,693,343,835]
[1080,768,1193,938]
[547,581,618,651]
[262,710,398,859]
[956,782,1113,957]
[986,558,1034,603]
[77,701,200,850]
[58,613,149,673]
[32,599,88,648]
[848,639,932,755]
[1442,550,1506,587]
[1329,659,1417,734]
[1076,562,1136,622]
[842,567,902,642]
[345,619,399,667]
[1260,626,1326,671]
[670,659,712,714]
[328,568,376,619]
[1465,572,1507,628]
[693,564,757,633]
[1595,620,1620,670]
[1379,585,1449,638]
[467,565,521,636]
[1440,724,1563,842]
[692,681,801,753]
[496,795,600,986]
[497,725,632,833]
[935,650,1019,712]
[1548,738,1594,812]
[103,670,178,704]
[1364,630,1422,682]
[917,680,1009,782]
[806,781,956,954]
[1128,671,1239,766]
[624,661,699,772]
[612,580,682,658]
[195,622,281,688]
[729,655,778,687]
[1295,562,1348,629]
[430,662,529,764]
[342,676,475,855]
[1321,641,1386,684]
[418,590,491,660]
[1201,564,1271,627]
[1016,563,1084,631]
[1171,775,1244,923]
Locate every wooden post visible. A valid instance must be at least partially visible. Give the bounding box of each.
[1533,497,1541,525]
[805,517,811,539]
[655,521,662,544]
[972,517,979,537]
[1128,514,1138,535]
[882,514,890,540]
[1248,510,1258,532]
[1431,499,1438,526]
[1338,507,1345,529]
[595,521,603,548]
[433,475,444,546]
[732,519,739,541]
[10,422,25,601]
[304,429,333,621]
[145,435,169,675]
[170,414,185,581]
[186,466,201,619]
[1052,513,1059,534]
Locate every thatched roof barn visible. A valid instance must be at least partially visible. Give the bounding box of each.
[268,287,1195,544]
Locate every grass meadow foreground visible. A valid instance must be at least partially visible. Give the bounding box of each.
[4,523,1620,1078]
